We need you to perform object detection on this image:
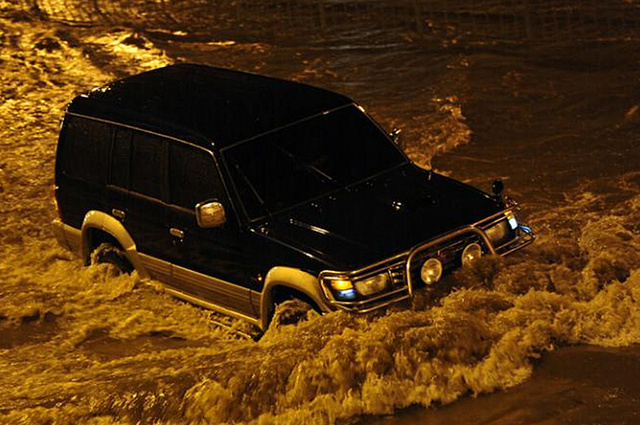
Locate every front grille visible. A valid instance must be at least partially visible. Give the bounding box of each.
[323,209,534,313]
[388,265,405,286]
[407,233,484,287]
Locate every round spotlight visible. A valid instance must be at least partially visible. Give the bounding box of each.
[420,258,443,285]
[462,243,482,267]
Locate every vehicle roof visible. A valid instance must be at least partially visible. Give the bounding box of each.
[66,63,353,149]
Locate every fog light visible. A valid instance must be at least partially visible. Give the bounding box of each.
[420,258,443,285]
[355,273,389,296]
[462,243,482,267]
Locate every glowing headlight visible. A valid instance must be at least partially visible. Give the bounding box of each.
[420,258,443,285]
[461,243,482,267]
[355,273,389,296]
[326,278,356,300]
[330,279,353,291]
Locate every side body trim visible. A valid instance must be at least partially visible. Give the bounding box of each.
[172,263,256,318]
[138,253,171,282]
[160,285,261,329]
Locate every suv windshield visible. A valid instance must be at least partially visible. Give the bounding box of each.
[223,105,407,220]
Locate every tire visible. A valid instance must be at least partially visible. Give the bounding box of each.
[90,242,133,275]
[270,298,318,328]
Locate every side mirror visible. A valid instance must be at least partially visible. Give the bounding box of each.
[195,200,227,228]
[492,179,504,200]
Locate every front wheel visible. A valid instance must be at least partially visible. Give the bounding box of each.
[270,299,319,328]
[90,242,133,275]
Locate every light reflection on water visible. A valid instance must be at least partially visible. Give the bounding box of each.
[1,1,640,424]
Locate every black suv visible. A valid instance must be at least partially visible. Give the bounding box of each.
[52,64,534,332]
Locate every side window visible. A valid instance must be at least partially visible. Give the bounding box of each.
[131,132,164,199]
[59,116,111,184]
[110,127,131,188]
[169,143,221,209]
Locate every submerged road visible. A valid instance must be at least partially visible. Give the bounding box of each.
[1,1,640,424]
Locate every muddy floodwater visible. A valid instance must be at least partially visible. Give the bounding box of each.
[1,1,640,424]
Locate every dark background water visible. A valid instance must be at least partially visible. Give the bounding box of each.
[2,1,640,424]
[19,0,640,208]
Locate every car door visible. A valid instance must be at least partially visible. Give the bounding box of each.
[113,129,171,282]
[165,141,257,318]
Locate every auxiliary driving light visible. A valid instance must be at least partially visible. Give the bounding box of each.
[420,258,443,285]
[461,243,482,267]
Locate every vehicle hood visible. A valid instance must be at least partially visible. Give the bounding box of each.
[255,165,503,271]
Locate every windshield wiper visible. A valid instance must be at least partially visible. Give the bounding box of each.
[274,144,338,185]
[233,163,269,215]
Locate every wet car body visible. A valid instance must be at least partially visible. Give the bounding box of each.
[52,63,534,331]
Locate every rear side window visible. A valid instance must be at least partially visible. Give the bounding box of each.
[169,143,221,209]
[58,116,111,184]
[110,127,131,189]
[131,132,165,199]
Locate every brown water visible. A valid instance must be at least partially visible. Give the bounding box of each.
[375,345,640,425]
[1,1,640,424]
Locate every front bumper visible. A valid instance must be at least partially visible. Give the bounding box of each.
[320,209,535,313]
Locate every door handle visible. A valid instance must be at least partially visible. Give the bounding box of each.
[169,228,185,239]
[112,209,126,220]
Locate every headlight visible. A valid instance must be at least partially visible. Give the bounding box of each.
[485,220,509,245]
[355,273,390,296]
[461,243,482,267]
[486,212,519,246]
[420,258,443,285]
